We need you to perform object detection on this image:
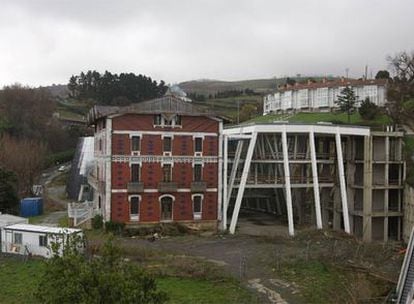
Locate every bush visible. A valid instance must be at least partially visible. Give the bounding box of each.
[92,214,103,230]
[359,98,379,120]
[105,221,125,235]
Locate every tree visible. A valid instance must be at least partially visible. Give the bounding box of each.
[0,135,47,195]
[375,70,390,80]
[359,97,379,120]
[336,86,358,123]
[239,103,258,122]
[386,51,414,123]
[0,167,19,214]
[35,238,168,304]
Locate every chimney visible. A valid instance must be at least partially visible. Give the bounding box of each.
[322,78,327,83]
[341,77,345,83]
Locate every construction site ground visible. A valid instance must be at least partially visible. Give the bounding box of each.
[87,212,405,304]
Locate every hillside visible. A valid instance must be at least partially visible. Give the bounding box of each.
[178,76,335,95]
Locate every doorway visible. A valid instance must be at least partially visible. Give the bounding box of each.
[160,196,173,221]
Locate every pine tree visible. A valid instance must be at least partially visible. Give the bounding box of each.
[336,86,358,123]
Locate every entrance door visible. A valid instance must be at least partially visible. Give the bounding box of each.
[161,197,173,221]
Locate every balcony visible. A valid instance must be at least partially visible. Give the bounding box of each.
[127,182,144,193]
[191,181,207,192]
[158,182,178,193]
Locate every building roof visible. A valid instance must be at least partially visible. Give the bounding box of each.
[276,78,387,93]
[87,93,221,125]
[0,214,28,227]
[3,224,82,234]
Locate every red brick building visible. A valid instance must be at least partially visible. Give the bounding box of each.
[87,94,223,228]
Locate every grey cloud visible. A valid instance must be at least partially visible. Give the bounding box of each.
[0,0,413,86]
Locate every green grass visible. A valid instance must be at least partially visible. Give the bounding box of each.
[249,111,392,126]
[279,260,349,304]
[0,257,45,303]
[0,256,257,304]
[28,214,48,224]
[157,277,258,304]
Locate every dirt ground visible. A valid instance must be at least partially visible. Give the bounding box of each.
[89,212,404,304]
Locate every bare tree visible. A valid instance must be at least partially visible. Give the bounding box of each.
[0,134,47,196]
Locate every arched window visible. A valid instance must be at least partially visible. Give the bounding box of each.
[192,194,203,220]
[129,195,141,221]
[159,195,174,221]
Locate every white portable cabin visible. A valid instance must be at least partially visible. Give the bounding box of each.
[0,213,29,228]
[1,224,83,258]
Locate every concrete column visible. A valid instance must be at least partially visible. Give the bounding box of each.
[282,126,294,236]
[309,130,322,229]
[222,135,228,230]
[227,140,244,204]
[363,135,373,242]
[229,132,258,234]
[384,135,390,242]
[335,130,350,234]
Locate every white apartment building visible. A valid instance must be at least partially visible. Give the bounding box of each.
[263,78,388,114]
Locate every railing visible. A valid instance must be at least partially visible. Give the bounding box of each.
[191,181,207,192]
[127,182,144,193]
[236,174,334,185]
[158,182,178,193]
[68,202,95,227]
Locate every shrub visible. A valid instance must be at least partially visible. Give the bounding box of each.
[92,214,103,230]
[359,98,379,120]
[105,221,125,235]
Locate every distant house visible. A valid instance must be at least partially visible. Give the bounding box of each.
[86,91,223,229]
[263,78,387,114]
[1,224,83,258]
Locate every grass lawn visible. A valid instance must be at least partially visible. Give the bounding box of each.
[249,111,392,126]
[0,256,257,304]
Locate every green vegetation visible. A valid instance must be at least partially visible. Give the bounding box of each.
[404,135,414,186]
[248,111,392,126]
[157,277,257,304]
[279,260,349,304]
[46,149,75,167]
[0,255,256,304]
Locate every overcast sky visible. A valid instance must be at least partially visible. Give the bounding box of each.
[0,0,413,87]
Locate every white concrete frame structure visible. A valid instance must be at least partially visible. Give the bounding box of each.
[222,123,370,236]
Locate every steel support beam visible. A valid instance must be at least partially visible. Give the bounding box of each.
[229,132,258,234]
[335,130,350,234]
[309,130,323,229]
[282,127,294,236]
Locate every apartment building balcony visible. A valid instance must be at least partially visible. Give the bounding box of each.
[127,182,144,193]
[191,181,207,192]
[158,182,178,193]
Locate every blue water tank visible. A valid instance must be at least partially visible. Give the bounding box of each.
[20,197,43,217]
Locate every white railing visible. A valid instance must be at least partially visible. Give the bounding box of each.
[68,201,96,227]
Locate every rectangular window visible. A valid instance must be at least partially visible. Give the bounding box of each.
[39,235,47,247]
[130,196,140,216]
[163,164,172,182]
[154,114,162,125]
[194,137,203,153]
[163,137,172,152]
[14,233,22,244]
[131,164,140,182]
[194,164,202,181]
[131,136,140,151]
[175,115,182,126]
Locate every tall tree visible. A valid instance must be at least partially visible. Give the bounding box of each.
[0,167,19,214]
[336,86,358,123]
[375,70,390,80]
[387,51,414,123]
[0,135,47,195]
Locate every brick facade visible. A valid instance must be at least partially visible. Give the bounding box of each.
[93,106,221,228]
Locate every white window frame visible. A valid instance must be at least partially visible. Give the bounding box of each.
[130,162,141,183]
[192,194,203,220]
[159,194,175,222]
[130,135,141,156]
[194,136,203,156]
[128,195,141,221]
[39,235,48,247]
[13,232,22,245]
[162,135,173,156]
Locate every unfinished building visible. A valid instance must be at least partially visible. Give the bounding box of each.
[222,123,404,242]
